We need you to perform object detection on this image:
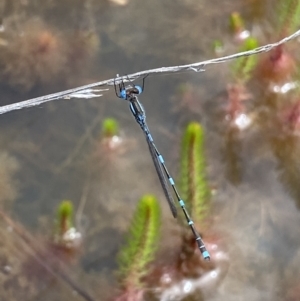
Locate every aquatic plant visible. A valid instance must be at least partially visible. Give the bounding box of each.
[0,18,68,91]
[0,17,100,92]
[257,44,296,84]
[229,12,245,34]
[54,200,81,250]
[117,195,161,294]
[213,39,224,55]
[256,0,299,84]
[0,209,96,301]
[277,0,300,37]
[56,200,73,235]
[225,83,252,129]
[226,38,256,130]
[223,126,243,185]
[229,12,249,41]
[180,122,211,226]
[100,117,122,151]
[231,37,259,83]
[280,98,300,133]
[102,118,119,138]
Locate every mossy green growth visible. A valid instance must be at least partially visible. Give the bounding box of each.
[277,0,300,36]
[56,200,74,236]
[180,122,211,225]
[213,39,224,54]
[117,195,161,289]
[229,12,245,34]
[102,118,119,138]
[231,37,259,82]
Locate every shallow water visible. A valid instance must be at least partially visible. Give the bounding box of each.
[0,0,300,300]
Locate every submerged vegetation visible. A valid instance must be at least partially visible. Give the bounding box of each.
[1,0,300,300]
[102,118,120,139]
[180,122,211,226]
[53,200,82,250]
[116,195,161,300]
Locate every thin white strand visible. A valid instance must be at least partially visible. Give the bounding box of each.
[0,29,299,115]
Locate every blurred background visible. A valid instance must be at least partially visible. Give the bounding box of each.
[0,0,300,300]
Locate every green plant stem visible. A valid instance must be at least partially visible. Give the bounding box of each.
[180,122,210,225]
[117,195,161,289]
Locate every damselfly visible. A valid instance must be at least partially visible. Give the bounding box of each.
[114,77,210,261]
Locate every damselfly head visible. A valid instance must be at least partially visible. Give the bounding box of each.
[123,85,143,98]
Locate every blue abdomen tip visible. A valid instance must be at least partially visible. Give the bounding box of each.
[202,251,210,260]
